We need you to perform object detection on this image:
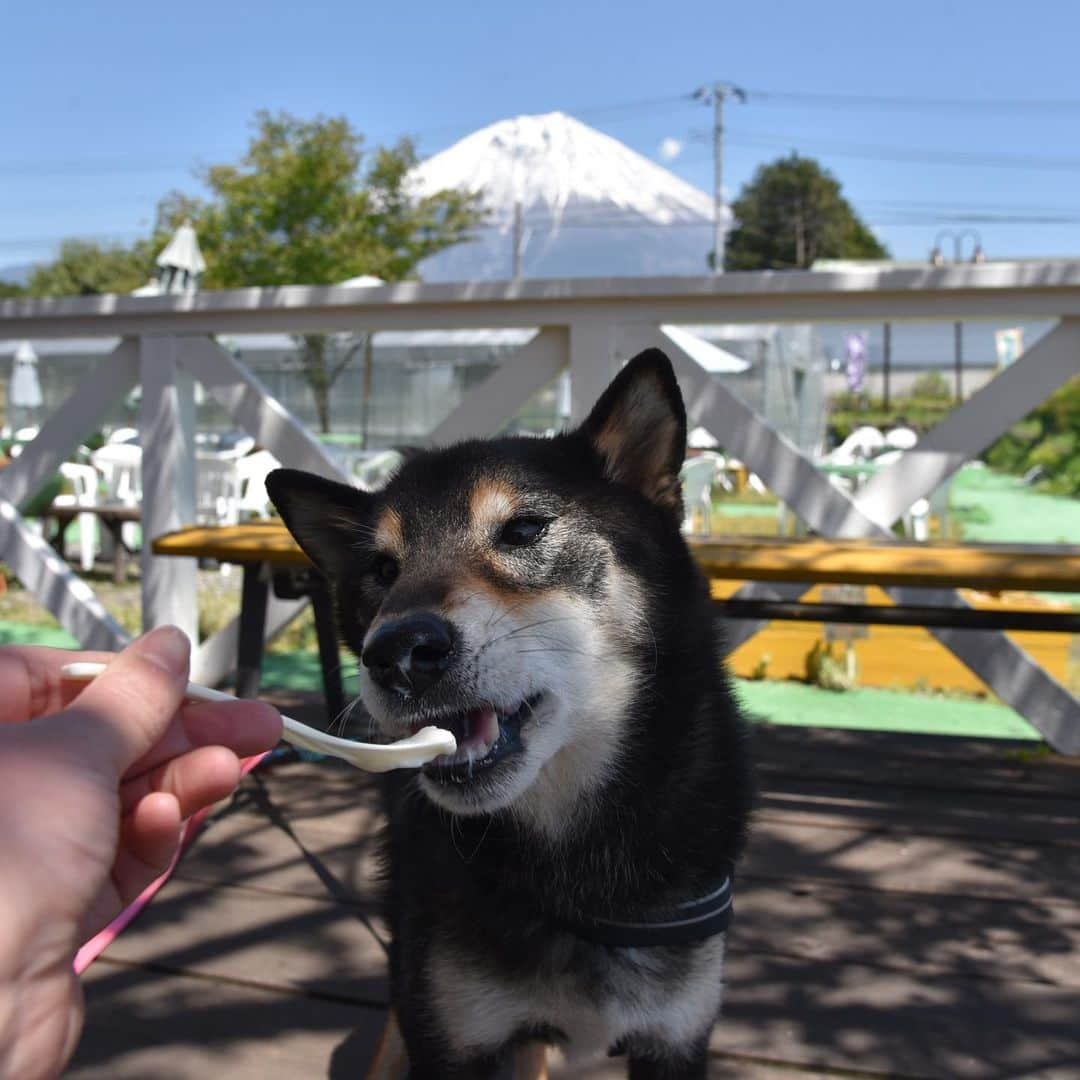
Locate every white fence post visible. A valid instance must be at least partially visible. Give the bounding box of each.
[176,336,349,686]
[139,334,198,642]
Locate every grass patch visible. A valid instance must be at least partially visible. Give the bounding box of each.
[737,677,1041,741]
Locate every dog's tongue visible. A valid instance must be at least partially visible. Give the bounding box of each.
[462,705,499,752]
[438,705,500,764]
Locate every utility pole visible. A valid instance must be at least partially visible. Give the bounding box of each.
[954,321,964,402]
[929,230,982,403]
[512,202,523,280]
[695,82,746,273]
[882,322,892,410]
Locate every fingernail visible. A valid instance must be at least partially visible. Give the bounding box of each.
[137,625,190,676]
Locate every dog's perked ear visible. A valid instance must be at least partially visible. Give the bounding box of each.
[265,468,374,580]
[579,348,688,516]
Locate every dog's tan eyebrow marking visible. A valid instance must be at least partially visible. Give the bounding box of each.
[469,479,520,540]
[374,507,406,558]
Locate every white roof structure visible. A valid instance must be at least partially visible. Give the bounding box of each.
[9,339,43,408]
[132,222,207,296]
[156,222,207,276]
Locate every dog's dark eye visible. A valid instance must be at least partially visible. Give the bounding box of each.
[498,516,550,548]
[371,554,399,585]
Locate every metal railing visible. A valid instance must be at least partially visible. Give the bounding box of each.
[2,263,1078,751]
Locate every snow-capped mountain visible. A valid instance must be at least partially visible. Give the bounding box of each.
[411,112,726,281]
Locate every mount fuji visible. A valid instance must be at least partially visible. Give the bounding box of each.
[410,112,726,281]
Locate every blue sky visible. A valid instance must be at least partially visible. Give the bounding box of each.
[5,0,1080,274]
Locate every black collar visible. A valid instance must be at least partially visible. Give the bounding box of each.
[564,875,734,948]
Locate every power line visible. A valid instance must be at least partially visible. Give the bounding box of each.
[10,202,1080,253]
[569,93,694,118]
[688,128,1080,173]
[859,197,1080,213]
[0,156,192,178]
[743,87,1080,113]
[0,230,145,251]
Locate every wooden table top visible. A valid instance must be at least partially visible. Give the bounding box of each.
[692,536,1080,594]
[153,522,312,566]
[152,523,1080,593]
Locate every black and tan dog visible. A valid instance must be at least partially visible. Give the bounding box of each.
[267,349,753,1078]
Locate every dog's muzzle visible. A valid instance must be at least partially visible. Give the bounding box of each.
[362,612,454,698]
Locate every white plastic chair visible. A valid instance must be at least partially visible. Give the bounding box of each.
[235,449,280,520]
[353,449,404,492]
[54,462,100,571]
[106,426,139,445]
[90,443,142,550]
[91,443,142,504]
[195,432,256,460]
[195,453,243,526]
[679,454,720,536]
[884,426,918,451]
[826,425,886,465]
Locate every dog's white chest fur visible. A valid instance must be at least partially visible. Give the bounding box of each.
[428,934,725,1062]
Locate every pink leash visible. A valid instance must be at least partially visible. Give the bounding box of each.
[74,752,269,975]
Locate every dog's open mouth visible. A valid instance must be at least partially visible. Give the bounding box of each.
[419,695,541,784]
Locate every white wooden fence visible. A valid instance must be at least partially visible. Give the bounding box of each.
[1,263,1078,751]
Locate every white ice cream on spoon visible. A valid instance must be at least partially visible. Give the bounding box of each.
[60,662,456,773]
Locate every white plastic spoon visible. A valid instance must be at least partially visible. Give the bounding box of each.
[60,661,456,773]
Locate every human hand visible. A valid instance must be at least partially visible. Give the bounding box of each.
[0,627,282,1080]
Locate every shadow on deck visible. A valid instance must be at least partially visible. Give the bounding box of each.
[69,719,1080,1079]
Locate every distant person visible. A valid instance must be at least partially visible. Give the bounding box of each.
[0,627,282,1079]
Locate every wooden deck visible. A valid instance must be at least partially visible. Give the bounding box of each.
[69,706,1080,1079]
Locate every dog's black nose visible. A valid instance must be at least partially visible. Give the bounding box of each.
[361,613,454,697]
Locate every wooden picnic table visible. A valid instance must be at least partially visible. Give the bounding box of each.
[153,524,1080,713]
[153,523,343,718]
[155,523,1080,596]
[692,536,1080,633]
[153,522,310,568]
[44,501,142,583]
[691,535,1080,594]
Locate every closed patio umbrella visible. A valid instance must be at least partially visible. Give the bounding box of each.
[9,340,43,429]
[131,221,207,296]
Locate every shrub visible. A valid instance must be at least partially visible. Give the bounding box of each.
[985,374,1080,495]
[910,371,952,400]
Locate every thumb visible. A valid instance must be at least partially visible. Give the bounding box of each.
[59,626,192,777]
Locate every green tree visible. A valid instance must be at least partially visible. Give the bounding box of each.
[726,154,888,271]
[157,112,484,430]
[26,238,156,296]
[0,281,26,299]
[986,374,1080,495]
